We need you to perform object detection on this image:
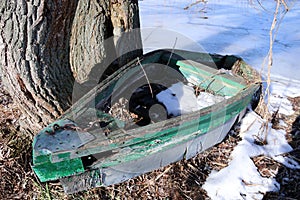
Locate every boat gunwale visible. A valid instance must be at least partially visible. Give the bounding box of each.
[35,49,261,156]
[32,49,261,180]
[53,82,258,159]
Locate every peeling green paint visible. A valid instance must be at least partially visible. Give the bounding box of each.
[32,158,84,182]
[32,49,261,190]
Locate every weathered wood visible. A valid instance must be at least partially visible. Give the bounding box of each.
[32,49,261,194]
[0,0,77,132]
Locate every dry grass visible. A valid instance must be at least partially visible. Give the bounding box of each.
[260,96,300,199]
[0,81,35,199]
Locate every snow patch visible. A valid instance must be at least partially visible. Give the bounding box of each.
[156,82,225,116]
[197,92,226,110]
[203,111,299,200]
[156,82,198,116]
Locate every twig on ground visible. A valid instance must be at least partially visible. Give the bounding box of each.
[155,166,172,181]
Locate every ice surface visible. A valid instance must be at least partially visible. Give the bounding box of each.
[139,0,300,81]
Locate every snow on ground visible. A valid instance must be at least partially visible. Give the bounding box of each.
[140,0,300,199]
[203,109,300,200]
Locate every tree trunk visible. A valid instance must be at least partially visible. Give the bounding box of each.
[70,0,142,84]
[110,0,143,67]
[69,0,115,84]
[0,0,77,132]
[0,0,142,133]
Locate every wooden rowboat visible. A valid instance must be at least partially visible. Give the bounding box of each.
[32,49,261,194]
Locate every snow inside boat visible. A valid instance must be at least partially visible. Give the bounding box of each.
[32,49,261,193]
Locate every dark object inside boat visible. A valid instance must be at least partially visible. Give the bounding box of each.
[129,83,168,126]
[96,62,189,128]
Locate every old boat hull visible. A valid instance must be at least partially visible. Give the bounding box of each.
[32,49,261,194]
[60,112,244,193]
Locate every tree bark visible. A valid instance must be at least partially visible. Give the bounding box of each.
[0,0,142,133]
[110,0,143,67]
[0,0,77,132]
[70,0,142,84]
[70,0,115,84]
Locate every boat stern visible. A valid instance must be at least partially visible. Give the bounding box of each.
[32,119,95,182]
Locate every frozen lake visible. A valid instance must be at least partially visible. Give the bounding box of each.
[140,0,300,81]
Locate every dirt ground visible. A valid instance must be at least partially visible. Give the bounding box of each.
[0,79,299,199]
